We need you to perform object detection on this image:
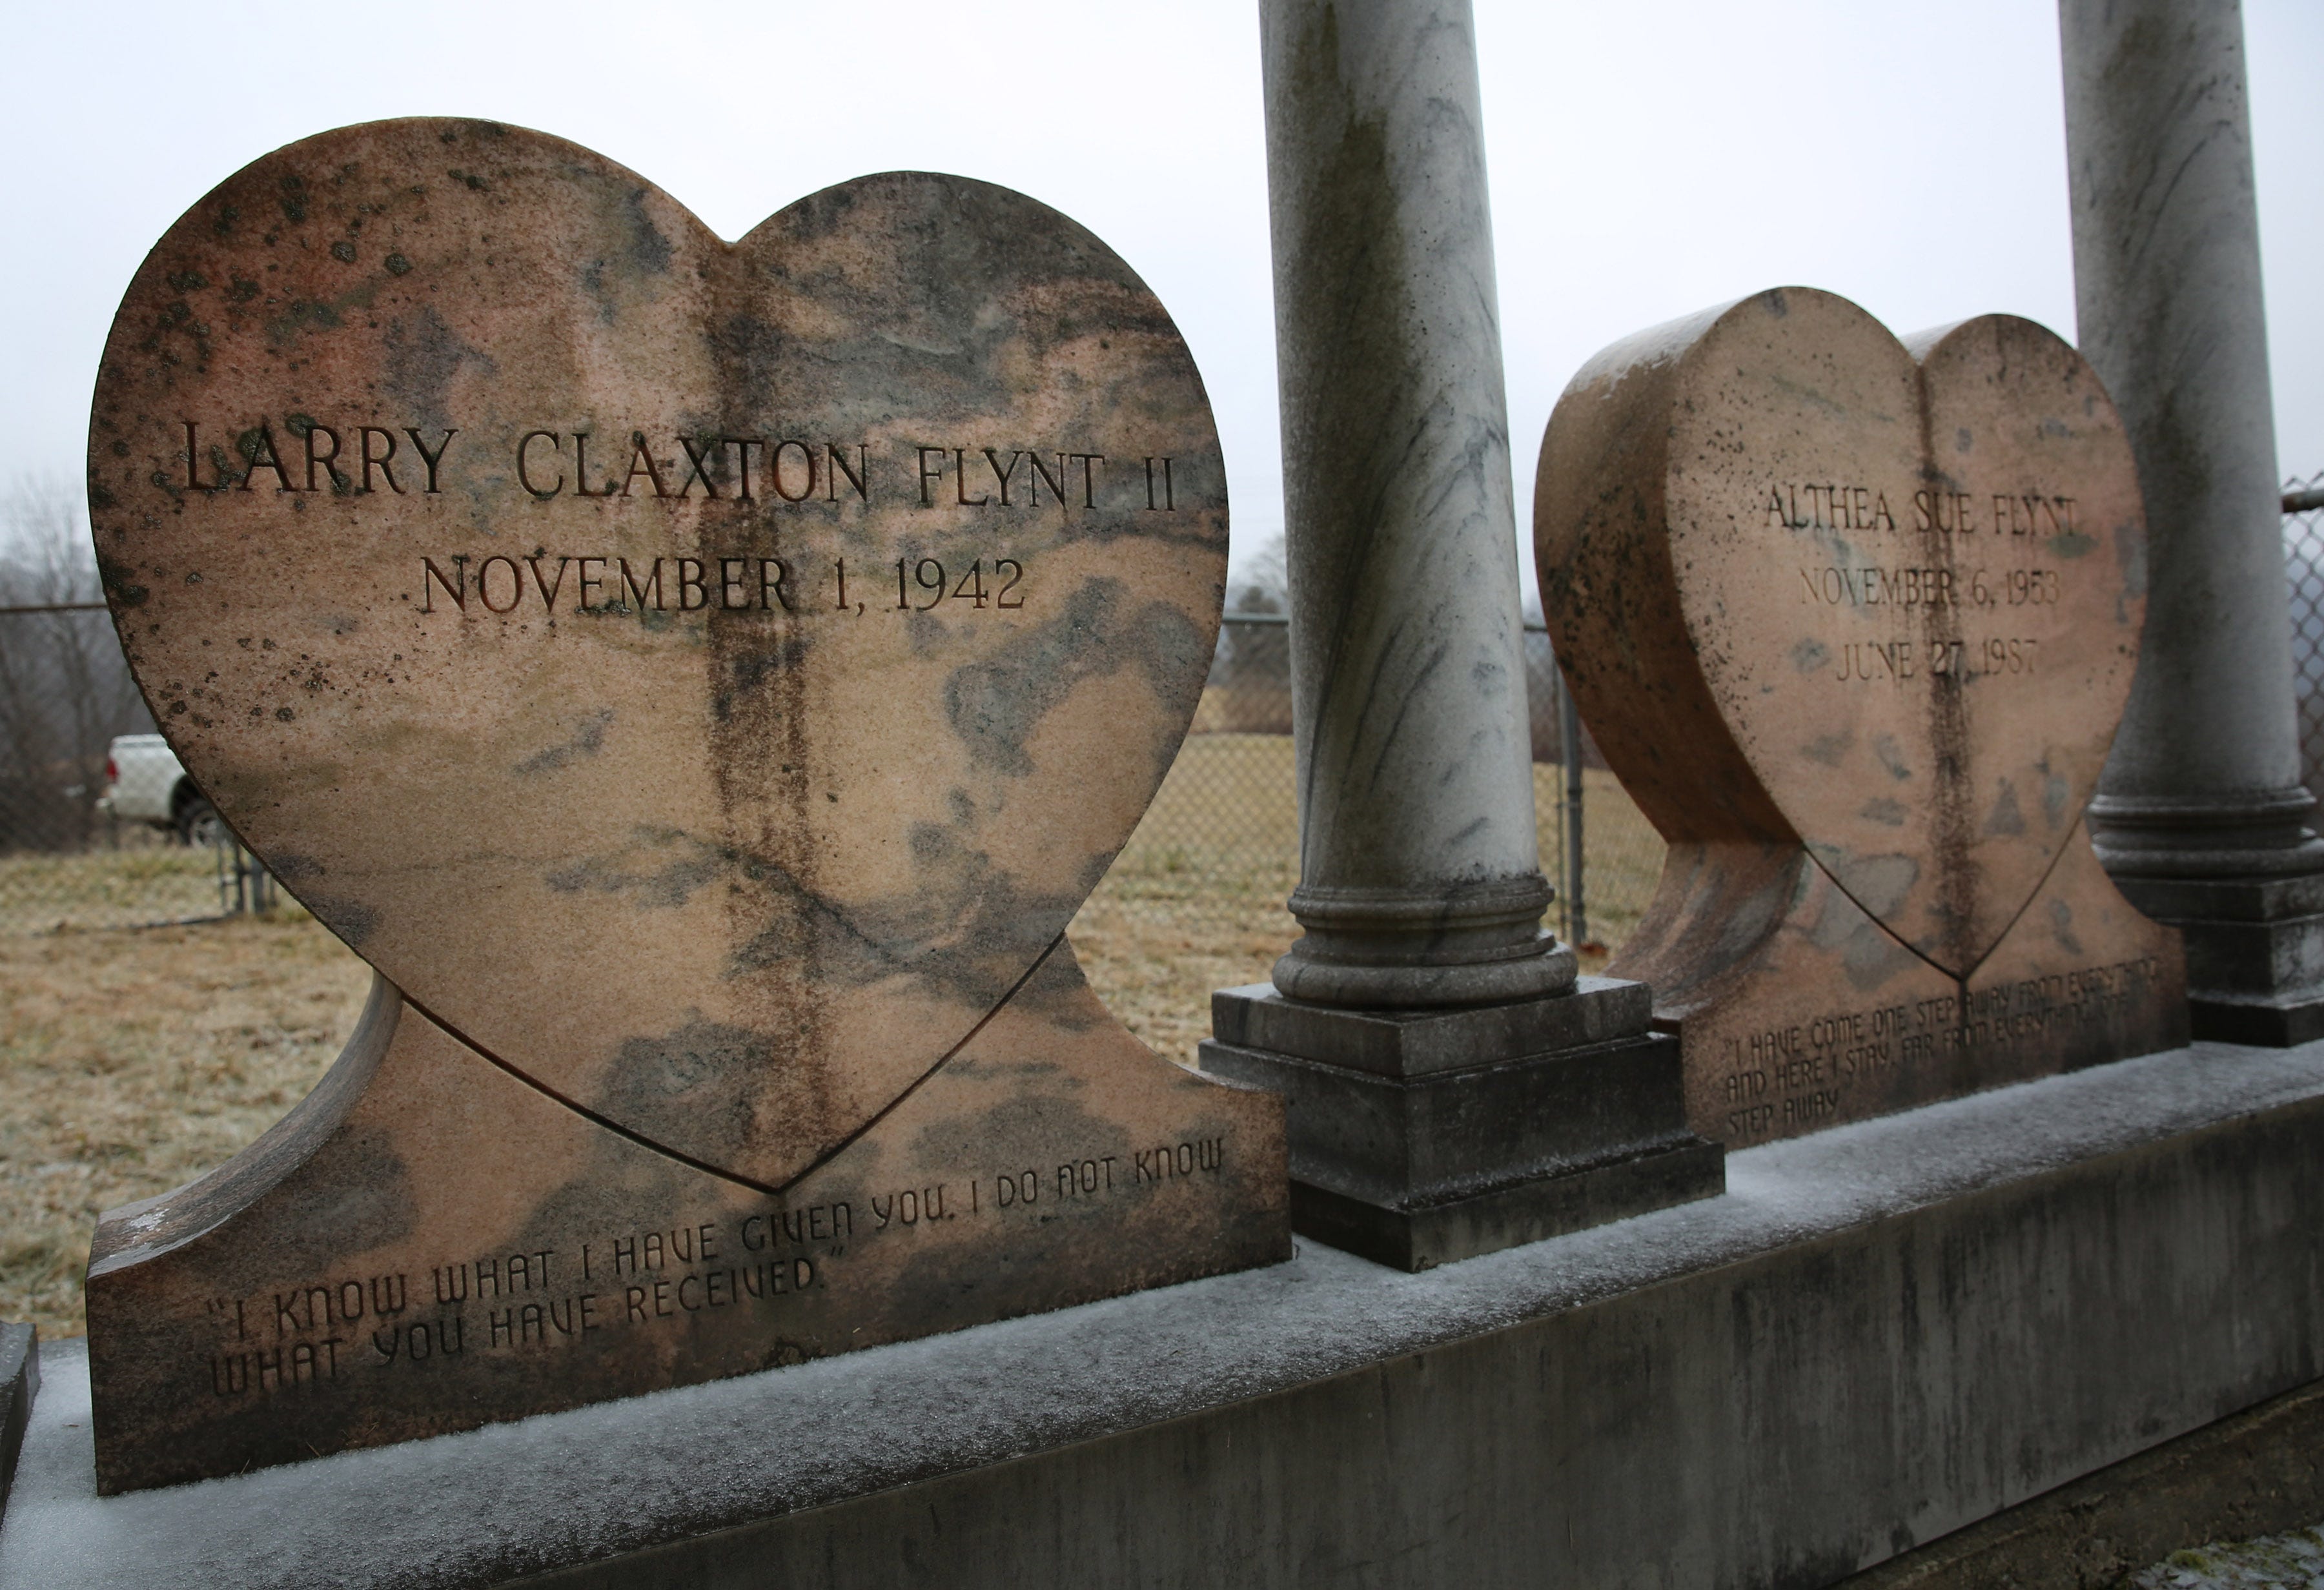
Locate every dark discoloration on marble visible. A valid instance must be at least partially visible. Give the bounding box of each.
[82,119,1287,1494]
[1535,288,2184,1148]
[89,119,1229,1190]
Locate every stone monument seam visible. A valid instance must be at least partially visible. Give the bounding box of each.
[396,927,1073,1201]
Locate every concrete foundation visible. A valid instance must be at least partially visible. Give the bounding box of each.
[0,1327,34,1516]
[1842,1375,2324,1589]
[4,1037,2323,1587]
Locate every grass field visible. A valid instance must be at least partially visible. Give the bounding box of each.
[0,909,373,1337]
[0,841,233,935]
[0,736,1669,1338]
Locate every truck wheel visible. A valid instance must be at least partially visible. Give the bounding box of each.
[176,797,226,848]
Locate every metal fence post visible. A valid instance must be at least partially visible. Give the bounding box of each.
[1558,662,1588,949]
[2281,474,2324,800]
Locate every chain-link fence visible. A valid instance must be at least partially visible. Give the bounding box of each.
[2284,473,2324,799]
[1085,614,1666,964]
[0,602,274,933]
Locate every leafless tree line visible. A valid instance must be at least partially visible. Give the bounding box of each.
[0,476,154,853]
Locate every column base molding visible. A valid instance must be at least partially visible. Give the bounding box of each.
[1272,874,1577,1009]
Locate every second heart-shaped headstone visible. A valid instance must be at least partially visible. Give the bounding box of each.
[1536,287,2184,1145]
[90,117,1225,1190]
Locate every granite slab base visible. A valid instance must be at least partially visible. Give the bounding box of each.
[2111,871,2324,1047]
[0,1326,36,1513]
[1286,1137,1728,1273]
[7,1036,2324,1589]
[1199,978,1725,1270]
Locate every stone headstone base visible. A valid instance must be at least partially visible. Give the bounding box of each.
[1618,826,2188,1148]
[8,1036,2324,1589]
[83,946,1287,1494]
[1199,978,1724,1270]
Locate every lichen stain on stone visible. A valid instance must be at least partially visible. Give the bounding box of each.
[944,578,1202,777]
[514,708,613,777]
[307,894,379,950]
[600,1015,769,1170]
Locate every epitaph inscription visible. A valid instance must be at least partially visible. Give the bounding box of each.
[83,117,1287,1493]
[1534,287,2184,1148]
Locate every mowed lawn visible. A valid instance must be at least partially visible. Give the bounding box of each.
[0,736,1668,1337]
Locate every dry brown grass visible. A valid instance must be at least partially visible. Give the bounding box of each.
[0,838,229,935]
[0,738,1671,1339]
[0,910,373,1338]
[1546,764,1669,957]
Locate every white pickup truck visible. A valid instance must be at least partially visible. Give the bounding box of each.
[96,734,224,845]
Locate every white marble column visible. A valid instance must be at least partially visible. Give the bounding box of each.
[2061,0,2324,1042]
[1259,0,1571,1008]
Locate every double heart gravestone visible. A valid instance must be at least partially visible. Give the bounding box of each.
[1536,287,2186,1147]
[83,118,1289,1494]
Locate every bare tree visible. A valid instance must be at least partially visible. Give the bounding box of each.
[0,476,154,851]
[1228,530,1288,615]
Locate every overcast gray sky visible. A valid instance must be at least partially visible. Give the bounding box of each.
[5,0,2317,590]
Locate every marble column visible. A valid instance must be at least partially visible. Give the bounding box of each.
[2061,0,2324,1044]
[1199,0,1723,1270]
[1258,0,1570,1009]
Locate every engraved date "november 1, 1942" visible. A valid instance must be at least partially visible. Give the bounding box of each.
[418,555,1028,619]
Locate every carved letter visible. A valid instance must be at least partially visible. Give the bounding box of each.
[983,448,1024,507]
[303,423,344,493]
[676,435,724,499]
[826,443,868,502]
[421,557,467,615]
[619,436,671,498]
[360,427,403,494]
[527,556,572,610]
[476,556,523,614]
[1070,452,1105,507]
[731,437,764,501]
[619,558,663,612]
[953,447,990,506]
[517,431,563,498]
[239,425,295,493]
[403,429,454,493]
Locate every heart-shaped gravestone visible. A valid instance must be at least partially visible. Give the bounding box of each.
[88,118,1225,1190]
[1536,287,2145,979]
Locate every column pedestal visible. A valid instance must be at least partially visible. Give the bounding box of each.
[1203,979,1724,1272]
[2091,804,2324,1044]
